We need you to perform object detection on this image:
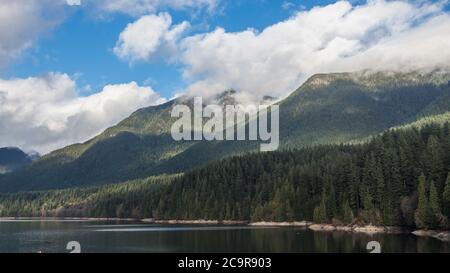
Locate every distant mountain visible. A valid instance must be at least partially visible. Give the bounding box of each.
[0,147,37,174]
[1,70,450,192]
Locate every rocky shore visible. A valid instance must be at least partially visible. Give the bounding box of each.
[412,230,450,242]
[2,217,449,242]
[142,219,248,225]
[142,219,407,235]
[308,224,405,234]
[249,221,312,227]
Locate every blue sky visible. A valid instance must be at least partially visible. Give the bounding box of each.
[6,0,341,98]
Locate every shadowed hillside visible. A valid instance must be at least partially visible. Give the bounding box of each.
[1,70,450,192]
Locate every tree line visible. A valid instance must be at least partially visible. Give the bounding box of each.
[1,123,450,229]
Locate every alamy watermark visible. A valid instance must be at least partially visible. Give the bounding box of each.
[171,97,280,152]
[66,241,81,253]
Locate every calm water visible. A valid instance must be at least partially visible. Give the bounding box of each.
[0,220,449,253]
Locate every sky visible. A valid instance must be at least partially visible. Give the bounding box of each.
[1,0,450,154]
[6,0,335,96]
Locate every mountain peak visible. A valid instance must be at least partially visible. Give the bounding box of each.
[0,147,36,174]
[303,69,450,91]
[214,89,238,105]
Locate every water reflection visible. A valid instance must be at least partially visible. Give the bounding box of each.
[0,221,449,253]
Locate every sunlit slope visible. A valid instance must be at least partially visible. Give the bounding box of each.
[1,70,450,192]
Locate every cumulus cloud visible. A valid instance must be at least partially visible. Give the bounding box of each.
[177,0,450,102]
[0,0,67,68]
[0,73,165,153]
[114,13,189,63]
[89,0,218,17]
[0,0,214,68]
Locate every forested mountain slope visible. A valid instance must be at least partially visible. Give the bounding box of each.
[1,123,450,230]
[1,70,450,192]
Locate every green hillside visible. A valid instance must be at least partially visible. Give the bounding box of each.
[2,123,450,230]
[1,70,450,192]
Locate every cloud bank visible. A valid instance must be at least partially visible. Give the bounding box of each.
[176,0,450,101]
[113,0,450,102]
[0,73,165,153]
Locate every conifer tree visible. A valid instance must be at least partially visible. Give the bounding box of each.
[426,136,445,191]
[415,174,429,228]
[429,181,441,215]
[324,177,337,219]
[428,180,441,229]
[374,158,385,207]
[313,195,327,224]
[443,172,450,217]
[342,200,354,225]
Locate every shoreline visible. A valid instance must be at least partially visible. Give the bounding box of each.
[0,217,138,222]
[143,219,249,225]
[1,217,449,241]
[308,223,407,235]
[412,229,450,242]
[248,221,312,227]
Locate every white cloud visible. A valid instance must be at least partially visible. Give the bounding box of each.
[66,0,81,6]
[177,0,450,102]
[0,73,165,153]
[0,0,214,68]
[0,0,66,68]
[89,0,218,17]
[114,13,189,63]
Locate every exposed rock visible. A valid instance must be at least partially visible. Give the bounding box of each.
[335,226,353,232]
[352,225,386,234]
[433,232,450,242]
[154,220,219,225]
[309,224,337,231]
[412,230,450,242]
[412,230,438,237]
[249,221,312,227]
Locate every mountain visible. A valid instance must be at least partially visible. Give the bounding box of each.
[279,70,450,147]
[2,122,450,230]
[1,70,450,192]
[0,147,36,174]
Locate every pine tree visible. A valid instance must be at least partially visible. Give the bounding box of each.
[425,136,445,192]
[313,195,327,224]
[324,177,337,219]
[443,172,450,218]
[346,161,360,210]
[342,199,354,225]
[361,183,374,211]
[429,180,441,215]
[374,158,385,207]
[415,174,429,228]
[428,180,442,229]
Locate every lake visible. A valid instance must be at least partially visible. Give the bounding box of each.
[0,220,449,253]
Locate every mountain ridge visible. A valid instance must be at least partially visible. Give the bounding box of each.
[0,147,37,174]
[1,70,450,192]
